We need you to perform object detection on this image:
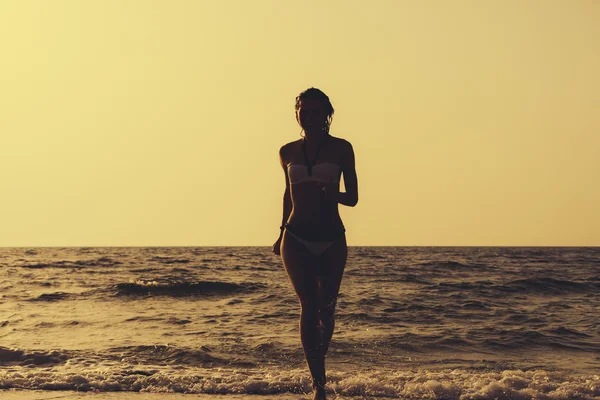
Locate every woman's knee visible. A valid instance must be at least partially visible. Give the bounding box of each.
[300,299,320,315]
[319,296,337,315]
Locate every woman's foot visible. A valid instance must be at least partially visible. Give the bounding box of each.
[312,376,326,400]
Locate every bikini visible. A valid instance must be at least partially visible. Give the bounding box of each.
[284,136,346,256]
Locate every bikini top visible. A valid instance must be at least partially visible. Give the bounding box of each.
[288,162,341,184]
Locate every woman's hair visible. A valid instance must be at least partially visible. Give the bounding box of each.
[295,87,335,134]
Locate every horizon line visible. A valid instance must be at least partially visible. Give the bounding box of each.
[1,245,598,248]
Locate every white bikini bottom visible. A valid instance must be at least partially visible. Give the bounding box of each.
[285,229,338,256]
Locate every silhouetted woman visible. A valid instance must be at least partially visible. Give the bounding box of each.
[272,88,358,400]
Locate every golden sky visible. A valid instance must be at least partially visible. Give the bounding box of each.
[1,1,598,246]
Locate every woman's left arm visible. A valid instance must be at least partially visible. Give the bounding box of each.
[337,140,358,207]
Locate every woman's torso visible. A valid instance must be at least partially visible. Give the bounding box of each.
[282,135,346,238]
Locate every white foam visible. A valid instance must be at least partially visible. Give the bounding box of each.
[0,365,599,399]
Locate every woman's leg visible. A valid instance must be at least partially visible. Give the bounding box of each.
[317,234,347,357]
[280,230,325,383]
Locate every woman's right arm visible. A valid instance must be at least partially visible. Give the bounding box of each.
[273,146,292,255]
[279,146,292,235]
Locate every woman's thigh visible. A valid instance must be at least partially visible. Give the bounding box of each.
[317,235,348,307]
[280,230,319,305]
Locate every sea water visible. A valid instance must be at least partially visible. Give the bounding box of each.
[1,246,599,399]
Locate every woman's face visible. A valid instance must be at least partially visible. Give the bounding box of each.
[297,98,328,133]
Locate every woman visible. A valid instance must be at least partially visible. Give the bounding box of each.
[272,87,358,400]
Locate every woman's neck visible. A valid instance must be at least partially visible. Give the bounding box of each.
[304,130,328,145]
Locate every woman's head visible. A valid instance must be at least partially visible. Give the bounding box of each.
[295,88,335,135]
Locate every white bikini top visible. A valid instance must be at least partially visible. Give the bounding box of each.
[288,162,341,184]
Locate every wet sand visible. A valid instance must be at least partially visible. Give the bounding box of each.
[1,390,393,400]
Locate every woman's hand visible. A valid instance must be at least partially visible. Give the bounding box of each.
[272,236,282,255]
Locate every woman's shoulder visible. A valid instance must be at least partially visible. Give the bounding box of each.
[280,138,303,148]
[329,136,353,152]
[330,135,350,144]
[279,139,302,162]
[279,139,302,153]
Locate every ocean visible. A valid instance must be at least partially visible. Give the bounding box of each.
[0,246,599,399]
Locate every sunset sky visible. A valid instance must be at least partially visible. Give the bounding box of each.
[1,1,598,246]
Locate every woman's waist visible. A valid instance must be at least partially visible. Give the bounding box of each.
[290,190,339,210]
[288,209,342,224]
[285,216,345,241]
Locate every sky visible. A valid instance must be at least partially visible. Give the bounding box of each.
[1,0,598,246]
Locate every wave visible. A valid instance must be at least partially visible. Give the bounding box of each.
[105,344,238,368]
[0,347,68,366]
[547,327,592,338]
[18,280,265,302]
[499,277,600,294]
[425,280,493,293]
[27,292,74,302]
[148,256,191,264]
[422,277,599,296]
[326,327,600,355]
[33,320,87,328]
[417,260,489,270]
[0,345,256,370]
[398,273,430,284]
[466,327,600,352]
[18,257,121,269]
[113,280,264,297]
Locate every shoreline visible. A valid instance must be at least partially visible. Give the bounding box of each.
[0,390,386,400]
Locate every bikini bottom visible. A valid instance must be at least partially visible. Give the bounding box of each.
[284,224,345,257]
